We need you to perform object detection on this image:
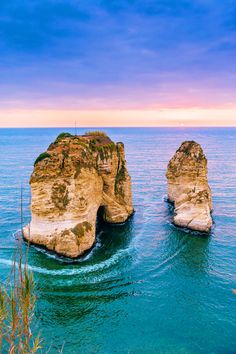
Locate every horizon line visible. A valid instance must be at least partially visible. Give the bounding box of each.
[1,125,236,129]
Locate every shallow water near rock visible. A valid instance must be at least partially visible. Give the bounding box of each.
[0,127,236,353]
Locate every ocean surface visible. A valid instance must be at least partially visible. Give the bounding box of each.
[0,127,236,354]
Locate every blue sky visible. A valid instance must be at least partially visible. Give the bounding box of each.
[0,0,235,125]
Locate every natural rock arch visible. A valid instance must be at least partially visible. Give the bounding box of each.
[23,132,134,258]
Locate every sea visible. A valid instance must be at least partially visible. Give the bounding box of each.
[0,127,235,353]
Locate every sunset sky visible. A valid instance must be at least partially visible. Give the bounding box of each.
[0,0,236,127]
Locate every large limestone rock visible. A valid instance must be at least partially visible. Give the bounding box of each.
[23,132,133,258]
[166,141,212,232]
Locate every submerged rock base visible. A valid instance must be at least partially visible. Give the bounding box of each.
[24,132,133,258]
[166,141,212,232]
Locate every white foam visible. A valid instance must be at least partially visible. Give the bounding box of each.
[0,247,131,276]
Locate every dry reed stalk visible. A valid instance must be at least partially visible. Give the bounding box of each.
[0,186,42,353]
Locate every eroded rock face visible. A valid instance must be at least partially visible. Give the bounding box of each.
[23,132,133,258]
[166,141,212,232]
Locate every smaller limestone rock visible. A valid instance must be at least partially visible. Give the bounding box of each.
[166,141,213,232]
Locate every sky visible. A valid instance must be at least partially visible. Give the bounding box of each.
[0,0,236,127]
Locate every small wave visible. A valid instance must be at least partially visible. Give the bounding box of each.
[32,231,104,264]
[0,247,131,276]
[149,241,187,278]
[0,246,17,250]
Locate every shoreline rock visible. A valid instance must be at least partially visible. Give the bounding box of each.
[166,141,213,232]
[23,132,134,258]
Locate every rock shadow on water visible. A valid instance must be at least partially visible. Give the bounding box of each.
[93,206,135,262]
[171,228,211,275]
[26,211,136,337]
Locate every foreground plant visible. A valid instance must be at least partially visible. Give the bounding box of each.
[0,244,41,353]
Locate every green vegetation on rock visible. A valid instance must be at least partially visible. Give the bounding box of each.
[56,132,73,140]
[52,132,74,145]
[34,152,51,166]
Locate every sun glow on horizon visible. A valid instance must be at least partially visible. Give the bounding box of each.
[0,107,235,128]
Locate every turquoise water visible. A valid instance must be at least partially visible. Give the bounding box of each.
[0,128,236,353]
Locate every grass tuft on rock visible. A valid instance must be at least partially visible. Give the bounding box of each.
[84,131,107,137]
[34,152,51,166]
[56,132,73,140]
